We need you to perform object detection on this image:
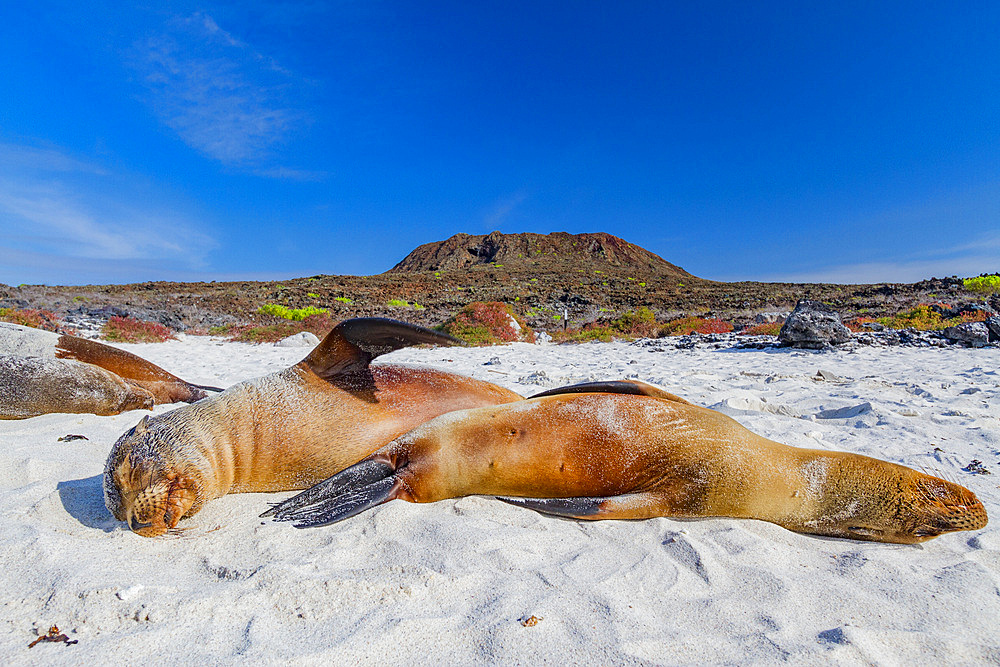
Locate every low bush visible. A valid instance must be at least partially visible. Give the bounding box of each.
[739,321,784,336]
[964,275,1000,294]
[258,304,329,321]
[440,302,535,345]
[0,307,66,332]
[661,316,733,336]
[101,316,176,343]
[875,305,989,331]
[221,313,336,343]
[550,324,617,343]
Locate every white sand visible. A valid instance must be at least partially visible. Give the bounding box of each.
[1,336,998,664]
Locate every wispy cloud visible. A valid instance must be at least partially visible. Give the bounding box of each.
[745,233,1000,284]
[482,191,528,230]
[133,12,308,167]
[0,141,216,285]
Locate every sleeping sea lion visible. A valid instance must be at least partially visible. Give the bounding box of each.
[265,381,988,544]
[0,322,219,405]
[0,355,154,419]
[104,318,523,536]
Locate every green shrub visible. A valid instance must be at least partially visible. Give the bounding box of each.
[334,296,353,305]
[258,304,329,321]
[739,321,784,336]
[550,325,617,343]
[387,299,410,308]
[964,275,1000,294]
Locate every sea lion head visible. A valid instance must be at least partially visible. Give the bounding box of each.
[104,415,202,537]
[809,459,988,544]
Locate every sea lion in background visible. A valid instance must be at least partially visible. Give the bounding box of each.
[104,318,523,537]
[0,355,154,419]
[266,381,988,544]
[0,322,219,405]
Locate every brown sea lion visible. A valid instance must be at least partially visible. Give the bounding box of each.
[266,381,988,544]
[0,322,219,405]
[104,318,523,536]
[0,355,154,419]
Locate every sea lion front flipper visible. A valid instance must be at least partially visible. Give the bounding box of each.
[497,493,660,520]
[303,318,461,396]
[528,380,691,404]
[263,458,405,528]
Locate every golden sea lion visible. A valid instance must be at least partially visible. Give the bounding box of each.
[266,381,988,544]
[104,318,523,536]
[0,355,154,419]
[0,321,219,405]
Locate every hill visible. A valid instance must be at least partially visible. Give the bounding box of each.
[388,231,698,280]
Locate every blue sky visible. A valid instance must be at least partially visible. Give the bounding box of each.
[1,2,998,286]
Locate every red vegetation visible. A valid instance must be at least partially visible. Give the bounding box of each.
[441,302,535,345]
[101,316,177,343]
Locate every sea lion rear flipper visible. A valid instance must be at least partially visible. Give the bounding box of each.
[497,493,658,520]
[303,318,461,395]
[528,380,691,404]
[262,458,403,528]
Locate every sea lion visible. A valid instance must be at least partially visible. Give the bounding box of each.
[266,381,988,544]
[0,322,219,404]
[104,318,523,536]
[0,355,154,419]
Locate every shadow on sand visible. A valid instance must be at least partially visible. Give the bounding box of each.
[58,474,118,531]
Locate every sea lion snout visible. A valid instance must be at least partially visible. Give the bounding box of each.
[104,417,200,537]
[902,475,988,540]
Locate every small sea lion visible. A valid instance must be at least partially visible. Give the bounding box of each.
[0,322,219,404]
[266,381,988,544]
[104,318,523,536]
[0,355,154,419]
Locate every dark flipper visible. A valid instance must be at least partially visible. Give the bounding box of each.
[498,493,660,521]
[496,496,606,518]
[261,459,394,517]
[303,318,462,399]
[528,380,691,404]
[190,383,224,393]
[262,458,402,528]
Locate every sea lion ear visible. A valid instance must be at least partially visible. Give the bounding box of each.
[303,318,461,395]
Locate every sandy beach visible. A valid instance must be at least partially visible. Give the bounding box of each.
[1,335,998,664]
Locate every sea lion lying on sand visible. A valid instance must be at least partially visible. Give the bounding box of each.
[266,381,988,544]
[0,322,219,407]
[0,355,154,419]
[104,318,523,536]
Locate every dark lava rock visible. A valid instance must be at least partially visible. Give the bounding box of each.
[778,300,851,349]
[986,315,1000,342]
[942,322,990,348]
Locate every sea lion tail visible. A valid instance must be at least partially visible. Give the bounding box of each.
[261,458,403,528]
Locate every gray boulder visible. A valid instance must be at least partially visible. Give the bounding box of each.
[275,331,321,347]
[942,322,990,348]
[986,315,1000,343]
[778,300,851,349]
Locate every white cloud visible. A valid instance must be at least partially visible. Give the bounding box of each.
[732,234,1000,284]
[482,191,528,230]
[133,13,307,166]
[0,142,217,286]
